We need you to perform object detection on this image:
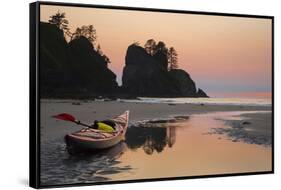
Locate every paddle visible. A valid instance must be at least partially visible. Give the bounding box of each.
[52,113,91,128]
[52,113,116,134]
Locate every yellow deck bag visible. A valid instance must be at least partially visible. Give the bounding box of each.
[97,122,115,132]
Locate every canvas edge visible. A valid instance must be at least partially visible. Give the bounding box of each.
[29,1,40,189]
[38,0,274,19]
[29,1,274,189]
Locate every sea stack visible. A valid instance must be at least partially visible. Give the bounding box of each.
[122,44,208,97]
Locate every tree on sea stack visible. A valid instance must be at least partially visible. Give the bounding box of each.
[154,41,169,70]
[168,47,178,70]
[96,44,111,66]
[132,41,140,46]
[156,41,168,54]
[48,11,70,35]
[72,25,97,45]
[97,44,103,55]
[144,39,157,55]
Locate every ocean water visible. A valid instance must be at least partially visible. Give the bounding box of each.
[119,97,272,106]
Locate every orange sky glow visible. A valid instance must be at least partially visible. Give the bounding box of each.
[40,5,272,98]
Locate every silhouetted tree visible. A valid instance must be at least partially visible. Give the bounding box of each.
[96,44,103,55]
[132,41,140,46]
[166,126,176,147]
[96,44,111,65]
[155,41,168,53]
[154,41,169,70]
[48,11,69,34]
[72,25,97,44]
[168,47,178,70]
[144,39,157,55]
[102,55,111,65]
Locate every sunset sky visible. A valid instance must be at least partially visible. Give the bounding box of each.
[40,5,272,98]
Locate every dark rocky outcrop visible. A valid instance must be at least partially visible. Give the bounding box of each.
[39,22,208,98]
[39,22,118,97]
[40,22,68,94]
[67,36,118,93]
[197,88,209,98]
[168,69,197,97]
[122,44,208,97]
[122,45,178,96]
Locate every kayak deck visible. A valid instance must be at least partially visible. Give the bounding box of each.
[71,128,118,139]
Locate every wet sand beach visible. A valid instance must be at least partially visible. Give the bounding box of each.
[211,112,272,145]
[40,99,272,186]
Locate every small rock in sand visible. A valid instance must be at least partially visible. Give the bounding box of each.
[174,116,190,120]
[168,103,176,106]
[72,102,81,105]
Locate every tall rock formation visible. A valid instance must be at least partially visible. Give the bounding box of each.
[122,44,208,97]
[39,22,118,97]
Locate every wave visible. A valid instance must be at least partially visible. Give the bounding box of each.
[119,97,272,106]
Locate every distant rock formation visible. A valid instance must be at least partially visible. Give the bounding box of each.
[39,22,118,97]
[122,44,208,97]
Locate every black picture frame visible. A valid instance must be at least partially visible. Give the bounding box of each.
[30,1,274,189]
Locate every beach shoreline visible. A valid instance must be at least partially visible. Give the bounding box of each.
[40,99,272,141]
[40,99,273,121]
